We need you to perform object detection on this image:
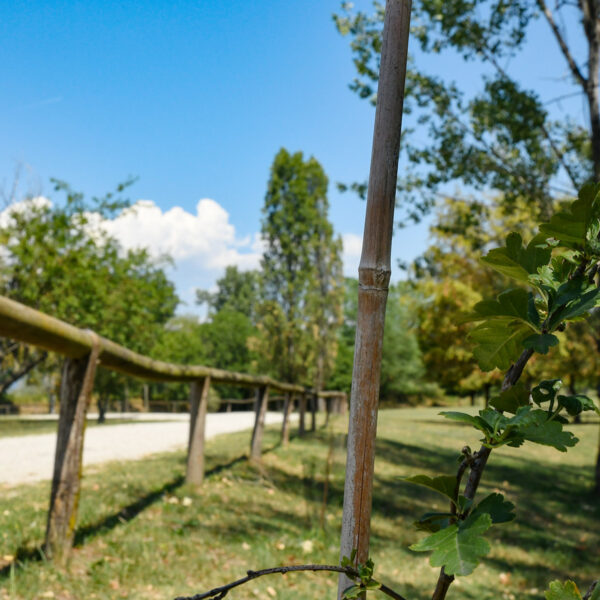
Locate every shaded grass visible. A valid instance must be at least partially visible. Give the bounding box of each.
[0,408,598,600]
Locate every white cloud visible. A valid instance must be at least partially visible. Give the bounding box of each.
[1,195,363,311]
[98,199,263,312]
[342,232,362,277]
[103,198,262,271]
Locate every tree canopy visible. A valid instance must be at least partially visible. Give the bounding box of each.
[256,148,344,387]
[334,0,598,222]
[0,181,178,398]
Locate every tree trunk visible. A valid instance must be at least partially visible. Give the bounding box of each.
[121,383,129,413]
[250,385,269,461]
[325,397,332,427]
[484,383,491,408]
[143,384,150,412]
[595,424,600,495]
[310,393,317,432]
[299,394,307,436]
[281,393,293,446]
[45,344,100,564]
[337,1,411,596]
[570,374,581,424]
[470,391,476,407]
[186,377,211,486]
[583,0,600,181]
[97,396,107,424]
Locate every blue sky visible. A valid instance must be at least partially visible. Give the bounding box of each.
[0,0,587,312]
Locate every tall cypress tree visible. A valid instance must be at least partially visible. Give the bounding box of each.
[257,148,343,386]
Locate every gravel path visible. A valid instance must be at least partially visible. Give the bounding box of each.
[1,411,291,487]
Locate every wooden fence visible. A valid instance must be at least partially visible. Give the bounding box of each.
[0,295,346,563]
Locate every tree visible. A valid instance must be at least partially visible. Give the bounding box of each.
[256,148,344,387]
[331,278,438,402]
[0,180,179,398]
[328,278,359,394]
[196,266,259,321]
[380,283,440,403]
[334,0,599,222]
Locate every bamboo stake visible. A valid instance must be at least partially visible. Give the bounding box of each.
[337,0,412,596]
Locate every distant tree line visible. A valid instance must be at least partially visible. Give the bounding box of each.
[3,148,598,415]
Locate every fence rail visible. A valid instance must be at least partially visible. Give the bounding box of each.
[0,294,346,564]
[0,296,305,392]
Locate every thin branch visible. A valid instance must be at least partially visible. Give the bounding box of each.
[583,580,599,600]
[480,47,581,191]
[502,348,535,391]
[173,565,409,600]
[0,352,47,396]
[536,0,587,87]
[432,346,535,600]
[544,91,585,104]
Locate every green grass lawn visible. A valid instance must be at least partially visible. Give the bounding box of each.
[0,407,598,600]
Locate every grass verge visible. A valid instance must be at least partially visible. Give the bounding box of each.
[0,407,598,600]
[0,418,168,439]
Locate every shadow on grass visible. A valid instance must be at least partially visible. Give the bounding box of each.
[0,437,285,580]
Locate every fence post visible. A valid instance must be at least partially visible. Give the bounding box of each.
[310,392,317,432]
[143,384,150,412]
[281,392,293,446]
[298,394,306,436]
[186,377,211,486]
[45,340,100,564]
[250,385,269,461]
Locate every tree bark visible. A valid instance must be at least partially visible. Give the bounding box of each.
[186,377,211,486]
[595,424,600,495]
[337,1,411,596]
[250,385,269,461]
[281,393,293,446]
[299,394,307,436]
[97,395,107,424]
[143,384,150,412]
[45,341,100,564]
[582,0,600,180]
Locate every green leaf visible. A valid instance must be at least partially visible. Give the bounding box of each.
[342,585,363,600]
[520,410,579,452]
[403,475,457,501]
[489,382,530,414]
[522,333,559,354]
[469,320,532,371]
[357,558,375,581]
[440,411,493,434]
[471,493,516,524]
[469,288,540,329]
[480,232,552,283]
[557,394,599,416]
[414,512,454,533]
[539,182,600,247]
[544,580,583,600]
[410,513,492,576]
[549,285,600,328]
[532,379,562,405]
